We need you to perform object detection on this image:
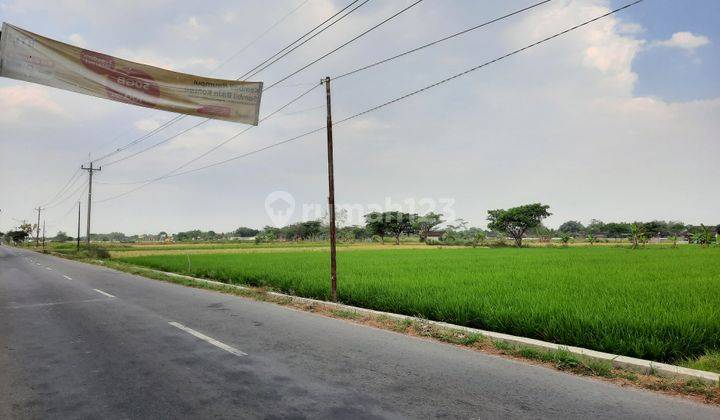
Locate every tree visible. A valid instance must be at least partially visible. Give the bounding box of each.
[560,234,571,247]
[487,203,551,247]
[692,224,715,247]
[642,221,664,238]
[299,220,323,240]
[364,212,388,243]
[558,220,585,237]
[605,222,630,239]
[629,223,646,249]
[413,212,443,242]
[384,212,416,245]
[586,233,597,246]
[471,231,487,248]
[532,224,553,243]
[4,230,28,244]
[234,227,259,237]
[54,231,70,242]
[587,219,606,236]
[19,222,33,236]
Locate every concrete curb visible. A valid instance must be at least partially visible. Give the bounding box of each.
[144,268,719,385]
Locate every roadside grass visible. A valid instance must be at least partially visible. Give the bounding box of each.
[682,352,720,373]
[49,255,719,404]
[117,246,720,364]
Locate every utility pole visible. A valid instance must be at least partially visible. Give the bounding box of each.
[81,162,101,246]
[42,220,46,251]
[76,201,81,252]
[324,76,338,302]
[34,207,42,247]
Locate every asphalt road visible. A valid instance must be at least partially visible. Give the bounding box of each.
[1,246,718,419]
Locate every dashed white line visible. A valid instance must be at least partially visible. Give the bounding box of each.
[93,288,115,298]
[169,321,247,357]
[63,275,72,280]
[45,267,53,271]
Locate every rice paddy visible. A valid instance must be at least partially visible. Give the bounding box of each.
[117,245,720,364]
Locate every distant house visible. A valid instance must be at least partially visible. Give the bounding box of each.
[425,231,444,243]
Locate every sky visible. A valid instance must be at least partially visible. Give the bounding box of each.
[0,0,718,235]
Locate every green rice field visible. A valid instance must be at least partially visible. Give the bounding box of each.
[118,246,720,364]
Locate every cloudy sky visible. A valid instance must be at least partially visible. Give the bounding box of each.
[0,0,718,235]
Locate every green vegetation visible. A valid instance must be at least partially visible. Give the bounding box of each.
[118,246,720,364]
[681,352,720,373]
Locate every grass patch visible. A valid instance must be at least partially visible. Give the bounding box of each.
[681,351,720,374]
[117,246,720,364]
[492,340,513,351]
[329,309,363,320]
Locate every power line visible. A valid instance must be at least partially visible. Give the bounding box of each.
[241,0,370,80]
[99,84,320,190]
[332,0,553,81]
[334,0,645,126]
[210,0,311,76]
[43,180,88,210]
[92,0,381,169]
[101,119,211,167]
[39,168,82,207]
[102,0,413,169]
[95,1,643,203]
[46,192,85,228]
[91,0,365,166]
[263,0,424,91]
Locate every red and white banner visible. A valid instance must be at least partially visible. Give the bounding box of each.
[0,23,263,125]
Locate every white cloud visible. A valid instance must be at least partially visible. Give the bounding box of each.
[112,47,217,72]
[172,15,209,41]
[134,118,162,132]
[2,0,718,234]
[0,85,67,123]
[617,22,644,35]
[654,31,710,51]
[68,33,87,48]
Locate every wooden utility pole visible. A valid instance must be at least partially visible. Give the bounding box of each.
[42,220,46,251]
[324,77,338,302]
[76,201,81,251]
[81,162,101,245]
[34,207,42,247]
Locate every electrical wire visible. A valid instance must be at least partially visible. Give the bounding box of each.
[262,0,424,91]
[240,0,370,80]
[91,0,365,166]
[92,0,378,169]
[210,0,311,76]
[95,1,643,203]
[46,198,82,228]
[43,180,88,210]
[98,83,321,186]
[39,168,82,208]
[331,0,553,81]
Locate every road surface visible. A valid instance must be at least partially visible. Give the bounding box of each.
[1,245,718,419]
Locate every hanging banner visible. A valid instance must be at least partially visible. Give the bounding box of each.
[0,23,262,125]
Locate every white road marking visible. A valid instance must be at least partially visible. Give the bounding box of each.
[93,288,115,298]
[168,321,247,356]
[35,263,41,266]
[45,267,53,271]
[63,275,72,280]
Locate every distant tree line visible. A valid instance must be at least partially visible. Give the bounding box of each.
[3,206,717,248]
